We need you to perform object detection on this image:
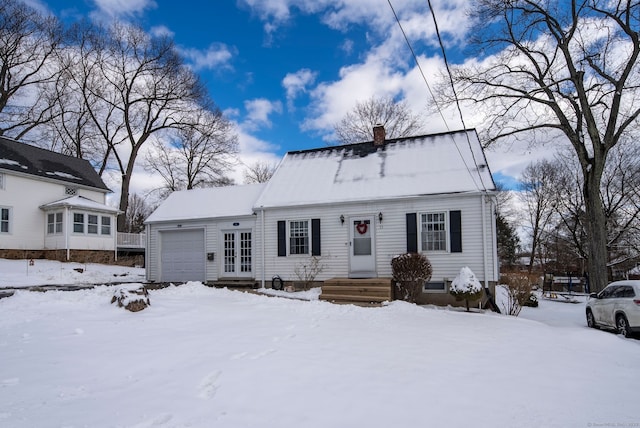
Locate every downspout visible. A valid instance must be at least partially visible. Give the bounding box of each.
[481,194,488,289]
[113,214,118,262]
[490,196,498,281]
[260,206,265,288]
[65,206,70,261]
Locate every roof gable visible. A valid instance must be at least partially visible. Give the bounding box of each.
[255,129,495,208]
[0,136,109,191]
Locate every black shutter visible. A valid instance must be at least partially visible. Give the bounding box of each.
[311,218,321,256]
[406,213,417,253]
[450,210,462,253]
[277,220,286,257]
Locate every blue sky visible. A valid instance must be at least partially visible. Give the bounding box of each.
[29,0,537,189]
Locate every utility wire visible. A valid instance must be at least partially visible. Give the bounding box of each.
[426,0,488,191]
[387,0,486,192]
[387,0,449,131]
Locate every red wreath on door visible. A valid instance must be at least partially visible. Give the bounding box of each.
[356,223,368,235]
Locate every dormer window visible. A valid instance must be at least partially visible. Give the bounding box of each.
[65,186,78,196]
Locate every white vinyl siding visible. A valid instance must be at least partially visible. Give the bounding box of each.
[257,193,497,286]
[0,172,110,251]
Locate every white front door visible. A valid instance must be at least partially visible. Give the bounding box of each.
[349,216,376,278]
[222,230,253,278]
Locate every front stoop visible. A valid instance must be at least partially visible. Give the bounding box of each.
[319,278,393,306]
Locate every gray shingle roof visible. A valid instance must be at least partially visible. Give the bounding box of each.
[0,136,109,192]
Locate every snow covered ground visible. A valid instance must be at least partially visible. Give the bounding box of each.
[0,258,144,288]
[0,260,638,427]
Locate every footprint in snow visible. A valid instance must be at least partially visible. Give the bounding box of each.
[198,371,221,399]
[1,378,19,387]
[129,413,173,428]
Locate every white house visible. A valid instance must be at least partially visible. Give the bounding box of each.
[145,128,498,305]
[0,136,119,262]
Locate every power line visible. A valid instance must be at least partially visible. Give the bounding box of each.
[387,0,488,192]
[426,0,487,191]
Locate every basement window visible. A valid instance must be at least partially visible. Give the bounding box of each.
[424,281,446,293]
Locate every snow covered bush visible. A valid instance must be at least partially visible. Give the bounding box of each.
[449,267,483,311]
[391,253,432,303]
[111,284,150,312]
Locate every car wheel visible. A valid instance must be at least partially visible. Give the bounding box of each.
[616,314,631,338]
[586,309,598,329]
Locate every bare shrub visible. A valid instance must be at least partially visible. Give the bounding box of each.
[391,253,433,303]
[501,273,536,316]
[293,256,324,290]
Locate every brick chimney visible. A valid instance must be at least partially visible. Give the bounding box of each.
[373,124,386,146]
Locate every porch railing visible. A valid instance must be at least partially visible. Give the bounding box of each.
[117,232,146,248]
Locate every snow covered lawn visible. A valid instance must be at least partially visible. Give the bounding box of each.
[0,258,144,288]
[0,262,638,427]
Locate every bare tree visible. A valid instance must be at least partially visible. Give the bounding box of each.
[124,193,153,233]
[447,1,640,291]
[0,0,63,139]
[333,96,424,145]
[47,22,218,231]
[519,160,558,273]
[145,109,238,192]
[552,143,640,278]
[44,21,110,164]
[243,160,276,184]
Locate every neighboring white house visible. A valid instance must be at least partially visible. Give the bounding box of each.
[145,128,498,305]
[0,136,119,262]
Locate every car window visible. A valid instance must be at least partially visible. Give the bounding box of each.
[620,286,635,298]
[611,286,627,298]
[599,286,617,299]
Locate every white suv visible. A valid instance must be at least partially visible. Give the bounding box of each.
[586,280,640,337]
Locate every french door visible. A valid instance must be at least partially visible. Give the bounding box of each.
[222,230,252,277]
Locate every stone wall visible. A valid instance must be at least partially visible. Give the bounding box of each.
[0,249,115,264]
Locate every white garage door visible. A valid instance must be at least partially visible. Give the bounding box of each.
[161,229,205,282]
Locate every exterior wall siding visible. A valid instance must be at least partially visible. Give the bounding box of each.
[146,216,257,283]
[255,192,498,287]
[0,172,108,251]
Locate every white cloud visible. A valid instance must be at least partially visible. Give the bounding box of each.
[282,69,317,110]
[149,25,174,38]
[242,98,283,131]
[91,0,157,18]
[179,43,234,71]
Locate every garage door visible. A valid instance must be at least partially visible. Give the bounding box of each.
[161,229,205,282]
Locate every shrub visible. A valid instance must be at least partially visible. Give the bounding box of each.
[449,267,483,311]
[391,253,433,303]
[293,256,324,290]
[500,273,535,316]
